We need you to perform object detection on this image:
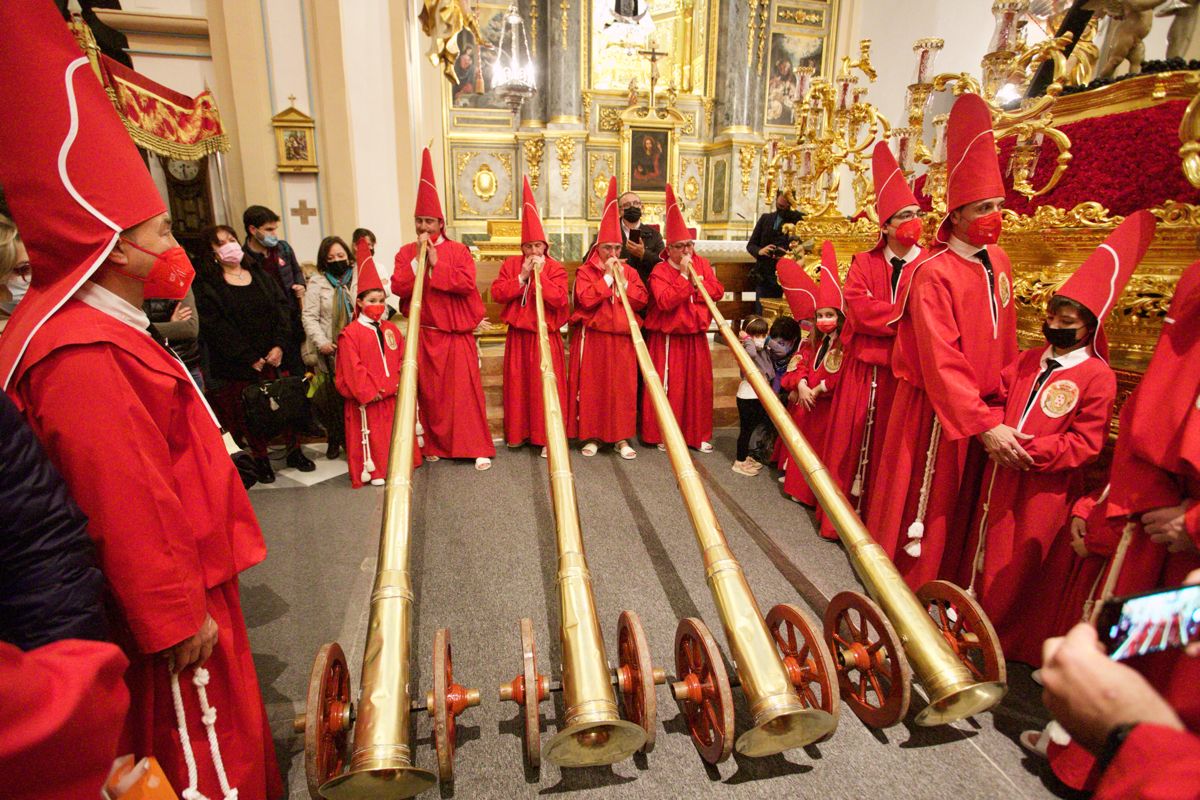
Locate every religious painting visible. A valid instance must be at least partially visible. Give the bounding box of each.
[764,32,824,127]
[629,128,670,193]
[272,105,317,173]
[710,158,728,217]
[450,8,508,110]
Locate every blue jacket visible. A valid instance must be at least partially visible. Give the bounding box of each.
[0,389,108,649]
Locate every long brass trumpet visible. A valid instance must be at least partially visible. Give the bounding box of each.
[685,260,1007,728]
[298,241,480,799]
[500,263,664,768]
[611,260,838,763]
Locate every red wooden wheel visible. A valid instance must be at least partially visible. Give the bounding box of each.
[303,642,352,799]
[766,603,841,734]
[430,628,478,783]
[917,580,1007,685]
[616,610,660,753]
[823,592,911,728]
[672,617,734,765]
[499,618,547,768]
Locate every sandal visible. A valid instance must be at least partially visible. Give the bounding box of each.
[617,441,637,460]
[581,442,599,457]
[475,457,492,471]
[540,447,548,458]
[698,441,713,453]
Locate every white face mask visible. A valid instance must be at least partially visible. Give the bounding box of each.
[753,336,767,349]
[2,270,29,313]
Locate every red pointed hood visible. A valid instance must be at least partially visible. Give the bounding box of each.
[662,183,694,245]
[354,237,384,297]
[596,176,622,246]
[414,147,444,222]
[1057,209,1157,360]
[872,141,920,247]
[0,0,167,389]
[777,257,818,320]
[815,240,844,312]
[937,93,1005,243]
[520,176,548,246]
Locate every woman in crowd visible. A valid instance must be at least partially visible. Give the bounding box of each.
[0,214,30,336]
[143,288,203,389]
[195,224,315,483]
[303,235,354,459]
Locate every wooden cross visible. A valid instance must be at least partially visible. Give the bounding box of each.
[290,199,317,225]
[637,38,668,109]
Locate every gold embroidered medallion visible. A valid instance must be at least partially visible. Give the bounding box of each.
[1040,379,1079,418]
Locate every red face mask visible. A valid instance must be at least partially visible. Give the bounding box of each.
[815,318,838,334]
[965,211,1003,246]
[113,238,195,300]
[891,218,923,249]
[362,303,387,322]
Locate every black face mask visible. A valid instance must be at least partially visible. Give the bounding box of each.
[1043,321,1083,349]
[326,259,351,277]
[622,207,642,224]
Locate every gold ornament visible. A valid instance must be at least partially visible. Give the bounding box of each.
[556,135,577,191]
[472,163,498,201]
[1040,379,1079,419]
[998,272,1011,307]
[523,135,545,190]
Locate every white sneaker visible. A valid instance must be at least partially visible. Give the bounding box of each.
[475,457,492,471]
[370,478,385,486]
[581,442,599,457]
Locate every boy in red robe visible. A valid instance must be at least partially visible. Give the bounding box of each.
[640,184,724,452]
[491,177,569,455]
[336,240,422,487]
[392,148,496,470]
[567,177,649,459]
[0,4,281,796]
[865,93,1019,588]
[958,211,1157,665]
[822,142,926,530]
[781,242,844,511]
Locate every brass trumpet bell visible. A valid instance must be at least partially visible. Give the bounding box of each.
[544,719,649,767]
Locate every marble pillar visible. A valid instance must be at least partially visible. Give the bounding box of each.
[714,0,758,133]
[545,0,582,124]
[519,0,548,127]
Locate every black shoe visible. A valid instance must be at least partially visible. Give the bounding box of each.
[287,448,316,472]
[253,456,276,484]
[326,441,341,459]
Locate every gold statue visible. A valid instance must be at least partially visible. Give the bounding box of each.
[1087,0,1162,79]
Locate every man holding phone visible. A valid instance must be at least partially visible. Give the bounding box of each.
[746,190,802,308]
[616,191,664,287]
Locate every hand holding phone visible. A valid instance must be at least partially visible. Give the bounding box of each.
[1096,583,1200,661]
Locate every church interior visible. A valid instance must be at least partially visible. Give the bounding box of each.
[5,0,1200,798]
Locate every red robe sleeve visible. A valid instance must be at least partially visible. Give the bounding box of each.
[910,272,1004,441]
[780,344,811,392]
[1024,371,1117,471]
[696,261,724,303]
[844,253,897,338]
[574,266,613,311]
[428,245,478,296]
[489,256,527,305]
[624,266,649,312]
[391,245,416,301]
[334,327,384,406]
[1071,489,1101,522]
[20,346,207,654]
[1094,724,1200,800]
[650,264,694,311]
[0,640,129,800]
[543,261,569,311]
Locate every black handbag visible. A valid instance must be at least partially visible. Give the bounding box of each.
[241,373,310,440]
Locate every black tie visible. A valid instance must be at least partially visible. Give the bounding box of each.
[889,256,905,295]
[975,249,996,294]
[145,322,183,364]
[369,321,386,352]
[1023,358,1061,419]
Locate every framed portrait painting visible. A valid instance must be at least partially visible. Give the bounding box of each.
[628,127,670,194]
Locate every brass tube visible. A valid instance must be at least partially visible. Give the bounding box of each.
[533,268,646,766]
[686,262,1006,726]
[321,242,438,799]
[611,263,835,756]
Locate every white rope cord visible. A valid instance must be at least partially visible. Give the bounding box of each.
[359,405,375,482]
[169,659,238,800]
[904,415,942,558]
[851,366,879,508]
[966,467,999,597]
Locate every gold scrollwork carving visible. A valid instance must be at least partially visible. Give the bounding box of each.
[588,152,616,217]
[1180,90,1200,190]
[682,111,696,136]
[455,151,476,176]
[560,0,569,50]
[776,7,823,27]
[582,90,593,121]
[556,135,577,192]
[599,106,623,132]
[702,96,715,132]
[738,144,756,197]
[523,135,545,190]
[472,163,498,201]
[684,175,700,202]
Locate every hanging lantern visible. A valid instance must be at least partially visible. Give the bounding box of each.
[492,3,536,114]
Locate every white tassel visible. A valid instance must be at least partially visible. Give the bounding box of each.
[850,475,863,498]
[905,416,941,558]
[170,661,237,800]
[359,405,375,483]
[903,524,924,558]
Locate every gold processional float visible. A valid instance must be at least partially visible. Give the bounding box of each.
[612,261,840,763]
[688,260,1007,728]
[297,241,481,799]
[498,262,665,767]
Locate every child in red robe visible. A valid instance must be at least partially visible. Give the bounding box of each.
[640,184,724,452]
[958,212,1157,665]
[782,242,844,511]
[567,177,649,459]
[392,148,495,470]
[491,177,568,455]
[335,240,422,487]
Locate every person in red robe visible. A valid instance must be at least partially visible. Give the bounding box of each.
[781,241,844,511]
[491,177,569,454]
[1044,255,1200,792]
[820,143,926,534]
[336,239,422,487]
[0,639,129,800]
[865,93,1019,589]
[0,5,281,796]
[957,212,1156,665]
[392,148,496,470]
[640,184,724,452]
[566,177,649,459]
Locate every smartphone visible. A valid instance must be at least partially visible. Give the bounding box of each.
[627,227,643,244]
[1095,583,1200,661]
